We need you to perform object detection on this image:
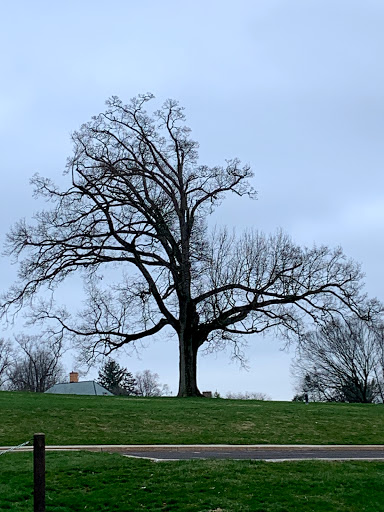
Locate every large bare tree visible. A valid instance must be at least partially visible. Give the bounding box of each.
[6,334,65,393]
[1,94,378,396]
[292,317,383,403]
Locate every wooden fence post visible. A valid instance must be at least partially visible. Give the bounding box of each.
[34,433,45,512]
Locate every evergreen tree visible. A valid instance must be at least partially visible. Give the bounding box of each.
[97,359,137,395]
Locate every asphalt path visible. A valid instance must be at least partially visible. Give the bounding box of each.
[118,445,384,462]
[3,444,384,461]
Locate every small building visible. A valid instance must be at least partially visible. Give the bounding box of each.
[45,372,113,396]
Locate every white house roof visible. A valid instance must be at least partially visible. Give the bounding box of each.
[45,381,113,396]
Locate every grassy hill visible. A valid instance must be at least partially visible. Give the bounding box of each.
[1,391,384,445]
[2,392,384,511]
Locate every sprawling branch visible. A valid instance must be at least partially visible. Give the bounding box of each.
[192,229,379,349]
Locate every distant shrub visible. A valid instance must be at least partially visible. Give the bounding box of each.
[225,391,271,401]
[292,393,306,402]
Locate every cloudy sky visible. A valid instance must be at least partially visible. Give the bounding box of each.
[1,1,383,399]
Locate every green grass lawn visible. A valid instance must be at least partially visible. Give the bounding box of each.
[1,391,384,446]
[1,451,384,511]
[2,392,384,511]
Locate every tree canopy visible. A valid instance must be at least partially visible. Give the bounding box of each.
[6,334,65,393]
[135,369,164,397]
[1,93,379,396]
[0,338,13,388]
[293,317,384,403]
[97,359,137,395]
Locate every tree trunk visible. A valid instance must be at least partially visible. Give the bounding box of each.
[177,332,202,397]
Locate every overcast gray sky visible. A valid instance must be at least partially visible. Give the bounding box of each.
[1,1,383,399]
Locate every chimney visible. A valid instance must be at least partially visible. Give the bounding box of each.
[69,372,79,383]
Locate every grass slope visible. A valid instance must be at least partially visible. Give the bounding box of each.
[1,452,384,511]
[1,391,384,445]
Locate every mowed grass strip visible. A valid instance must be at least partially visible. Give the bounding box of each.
[1,451,384,511]
[1,391,384,445]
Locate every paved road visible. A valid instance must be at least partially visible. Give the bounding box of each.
[119,446,384,461]
[4,444,384,461]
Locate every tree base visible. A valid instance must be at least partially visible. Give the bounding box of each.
[176,389,204,398]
